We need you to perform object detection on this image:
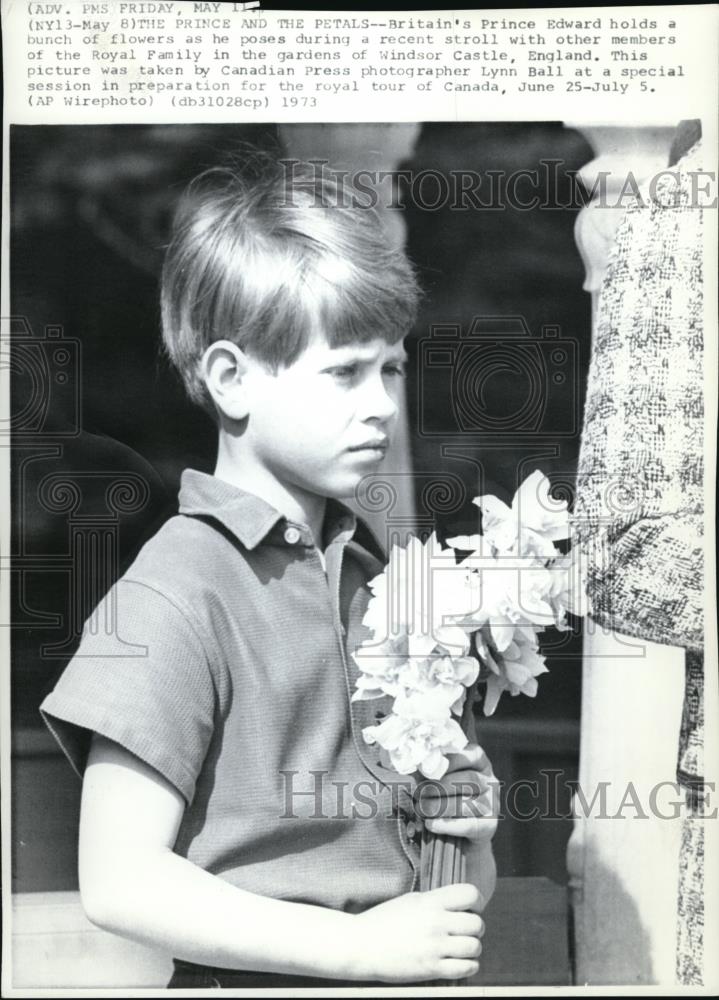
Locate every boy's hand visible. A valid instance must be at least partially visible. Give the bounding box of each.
[352,883,484,982]
[416,743,499,844]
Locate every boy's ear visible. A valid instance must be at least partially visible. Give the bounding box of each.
[200,340,251,421]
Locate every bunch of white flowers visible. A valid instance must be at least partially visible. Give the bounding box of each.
[353,471,589,779]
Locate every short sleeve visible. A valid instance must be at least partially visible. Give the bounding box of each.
[40,579,216,804]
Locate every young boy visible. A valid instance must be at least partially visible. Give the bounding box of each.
[40,151,497,988]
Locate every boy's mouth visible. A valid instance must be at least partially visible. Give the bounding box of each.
[348,438,388,455]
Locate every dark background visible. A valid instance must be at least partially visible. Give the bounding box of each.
[11,122,593,892]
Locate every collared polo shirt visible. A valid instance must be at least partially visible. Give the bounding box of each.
[40,469,420,912]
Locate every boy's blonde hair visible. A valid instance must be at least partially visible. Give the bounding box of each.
[161,149,421,408]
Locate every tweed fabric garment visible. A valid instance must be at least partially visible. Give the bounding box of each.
[41,469,420,919]
[676,648,705,985]
[575,140,705,984]
[575,141,704,651]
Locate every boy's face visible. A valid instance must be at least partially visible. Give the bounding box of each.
[241,332,407,500]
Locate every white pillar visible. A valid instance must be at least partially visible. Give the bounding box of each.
[567,125,686,985]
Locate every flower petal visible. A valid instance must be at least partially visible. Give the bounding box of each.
[421,747,448,779]
[483,675,505,716]
[445,534,482,551]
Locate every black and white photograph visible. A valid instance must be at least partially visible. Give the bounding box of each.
[2,5,717,994]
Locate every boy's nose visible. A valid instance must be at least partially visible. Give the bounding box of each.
[358,376,400,423]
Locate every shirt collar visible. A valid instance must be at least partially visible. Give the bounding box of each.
[177,469,380,561]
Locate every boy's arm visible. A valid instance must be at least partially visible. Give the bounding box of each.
[80,734,484,983]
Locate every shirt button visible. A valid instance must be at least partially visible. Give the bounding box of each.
[406,821,418,839]
[284,526,301,544]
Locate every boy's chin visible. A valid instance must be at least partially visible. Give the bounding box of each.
[304,455,390,501]
[323,480,363,501]
[321,471,374,501]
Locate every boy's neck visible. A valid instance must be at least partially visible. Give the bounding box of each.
[213,451,328,549]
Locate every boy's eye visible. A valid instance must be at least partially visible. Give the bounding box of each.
[323,361,406,380]
[328,365,358,379]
